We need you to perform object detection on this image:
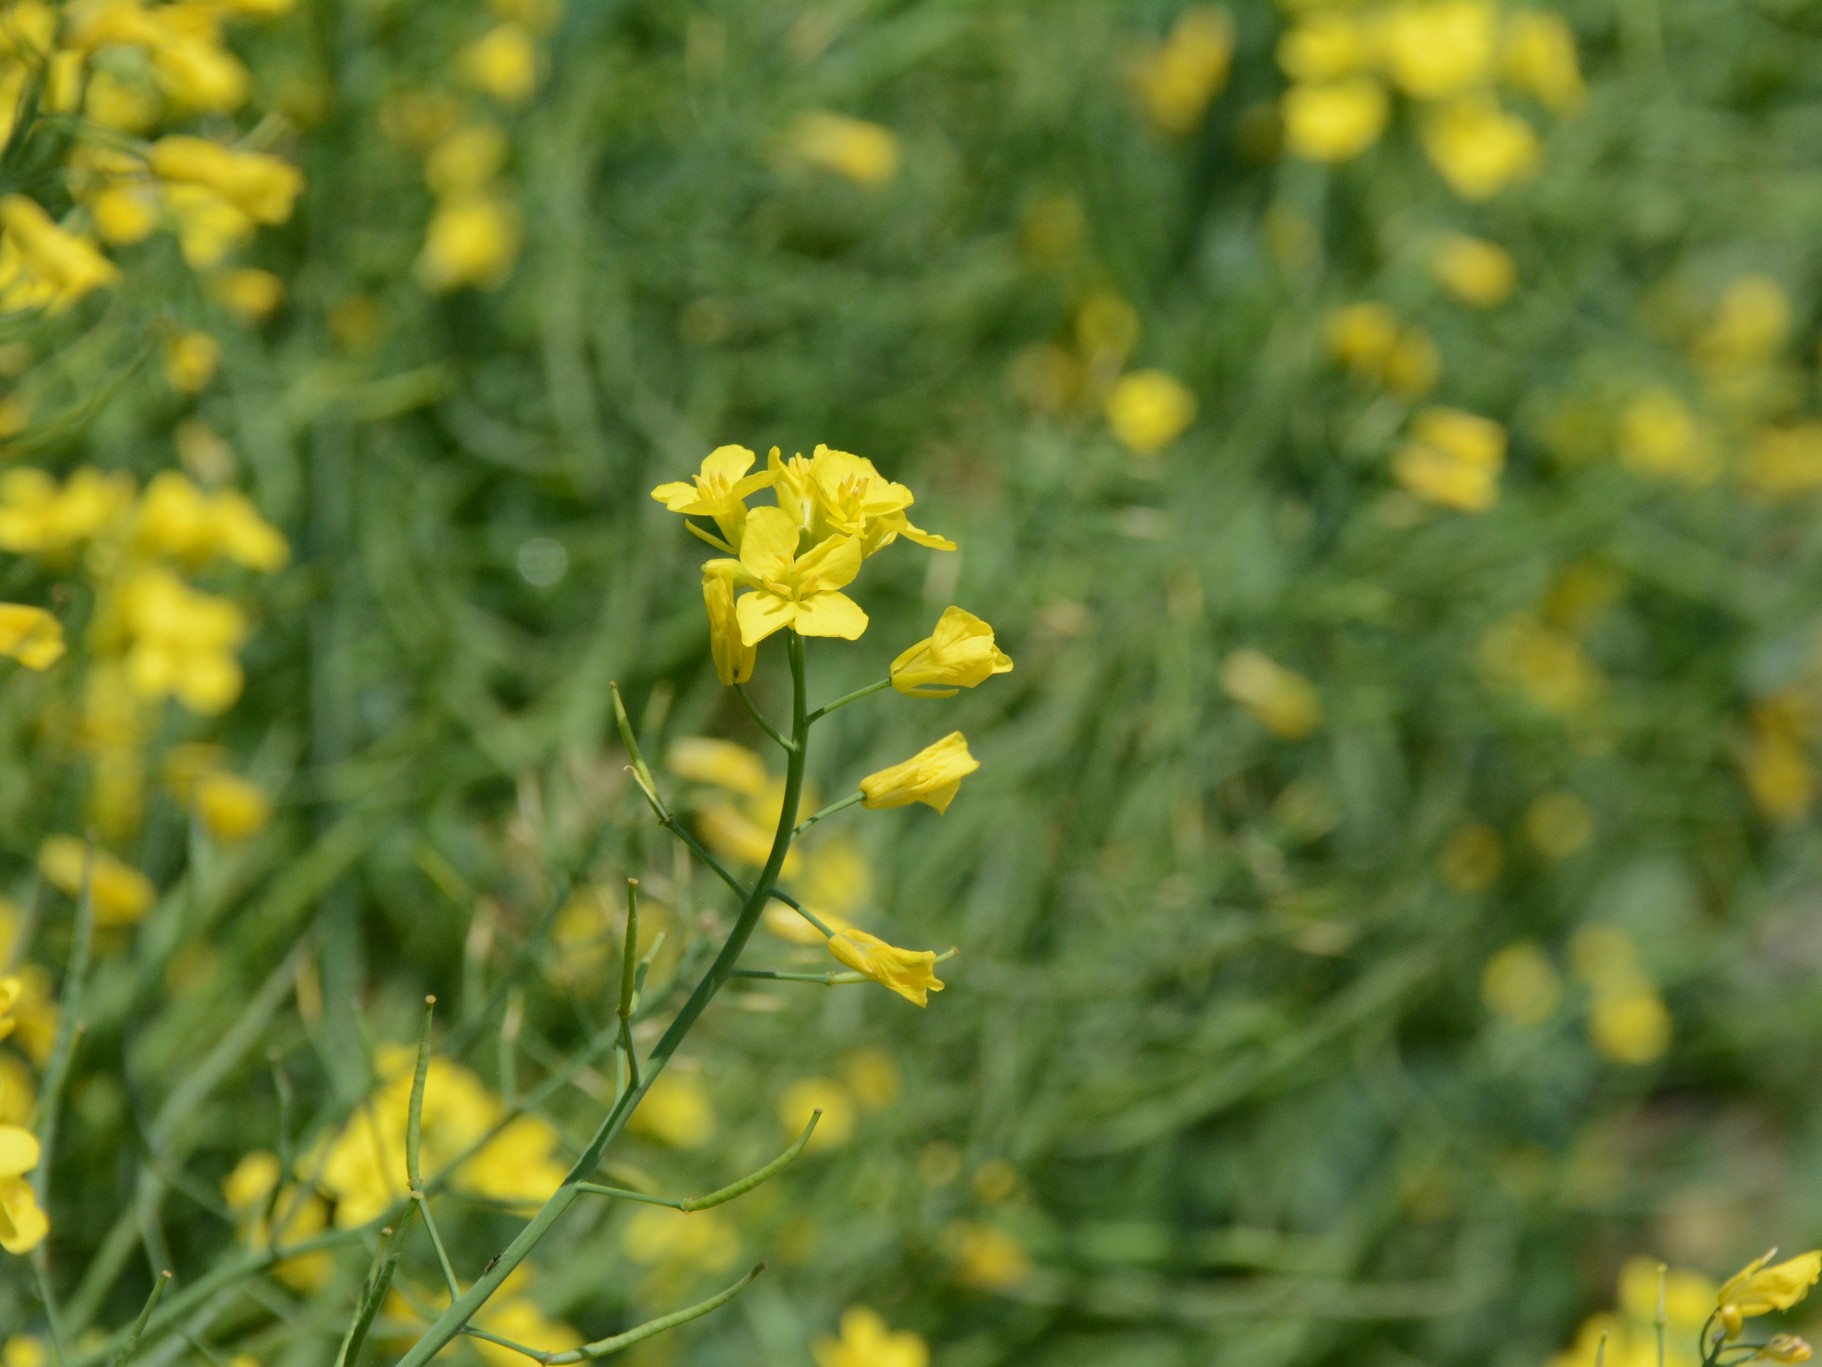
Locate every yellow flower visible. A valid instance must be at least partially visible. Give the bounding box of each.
[135,471,288,571]
[860,732,979,814]
[0,605,64,670]
[1617,388,1718,486]
[1478,615,1604,714]
[1431,234,1517,307]
[1742,700,1817,823]
[1765,1337,1816,1363]
[667,737,771,796]
[1480,942,1561,1026]
[193,770,272,843]
[1380,0,1499,99]
[840,1048,902,1109]
[1719,1251,1822,1339]
[38,836,156,927]
[1281,79,1389,163]
[0,1126,46,1253]
[425,123,511,199]
[710,506,868,646]
[1219,649,1321,739]
[100,568,249,713]
[767,839,866,944]
[828,928,946,1007]
[778,1076,856,1145]
[1326,302,1399,373]
[620,1203,741,1273]
[891,607,1013,698]
[473,1296,583,1367]
[813,1307,929,1367]
[801,446,953,555]
[461,1115,567,1204]
[1384,327,1441,398]
[783,113,901,187]
[1278,13,1372,83]
[1105,370,1197,454]
[0,195,118,313]
[1589,988,1672,1066]
[703,569,756,686]
[1393,407,1506,512]
[628,1072,716,1149]
[1746,424,1822,498]
[164,330,222,393]
[460,23,540,104]
[416,194,522,292]
[148,138,303,224]
[1502,11,1586,113]
[1695,275,1791,372]
[948,1221,1033,1291]
[211,267,284,324]
[650,445,775,546]
[1130,7,1233,136]
[1421,98,1540,200]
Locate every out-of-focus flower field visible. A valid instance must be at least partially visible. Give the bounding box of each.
[4,0,1822,1362]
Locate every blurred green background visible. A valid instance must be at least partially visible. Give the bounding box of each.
[7,0,1822,1363]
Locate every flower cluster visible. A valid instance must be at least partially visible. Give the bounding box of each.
[1277,1,1584,200]
[651,442,1014,1005]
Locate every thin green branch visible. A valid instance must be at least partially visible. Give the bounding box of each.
[577,1111,820,1213]
[806,677,890,723]
[417,1196,462,1299]
[734,684,794,751]
[794,791,864,835]
[335,1213,414,1367]
[618,880,641,1091]
[109,1271,171,1367]
[407,995,437,1190]
[32,1257,69,1367]
[544,1265,765,1363]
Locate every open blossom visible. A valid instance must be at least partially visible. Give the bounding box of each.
[802,446,952,555]
[707,506,868,646]
[1719,1250,1822,1339]
[651,445,776,547]
[0,605,65,671]
[891,607,1013,698]
[827,928,946,1007]
[0,1125,48,1254]
[860,732,979,814]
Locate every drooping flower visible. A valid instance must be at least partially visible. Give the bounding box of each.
[891,607,1013,698]
[708,506,868,646]
[650,445,776,547]
[827,928,946,1007]
[0,605,65,670]
[703,569,756,685]
[859,732,979,814]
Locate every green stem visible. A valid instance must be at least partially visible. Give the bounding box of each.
[794,791,863,835]
[576,1112,820,1214]
[545,1266,765,1364]
[734,684,794,751]
[393,632,814,1366]
[617,880,641,1091]
[335,1212,415,1367]
[806,677,890,724]
[109,1271,170,1367]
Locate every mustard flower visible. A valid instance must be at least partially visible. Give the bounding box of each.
[0,194,119,313]
[164,330,222,393]
[828,928,946,1007]
[0,1125,47,1254]
[813,1307,929,1367]
[891,607,1013,697]
[0,605,65,671]
[703,569,756,685]
[1764,1336,1815,1363]
[0,467,134,558]
[416,194,523,292]
[628,1072,716,1149]
[1379,0,1498,99]
[1278,14,1371,83]
[1719,1251,1822,1339]
[460,23,540,104]
[1281,79,1389,163]
[147,138,303,225]
[1105,370,1197,454]
[38,836,156,927]
[651,445,776,547]
[1129,8,1233,137]
[860,732,979,814]
[1502,11,1586,114]
[783,113,901,187]
[1393,407,1506,512]
[1431,234,1517,307]
[1420,98,1540,200]
[804,446,952,555]
[709,506,868,645]
[1219,649,1321,739]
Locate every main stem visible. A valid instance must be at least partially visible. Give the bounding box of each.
[393,633,811,1366]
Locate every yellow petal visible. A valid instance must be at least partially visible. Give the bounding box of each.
[736,591,796,646]
[792,591,869,640]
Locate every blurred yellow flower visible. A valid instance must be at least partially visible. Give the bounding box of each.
[814,1307,929,1367]
[1394,407,1506,512]
[1380,0,1498,99]
[1478,615,1603,714]
[425,123,511,198]
[778,1076,855,1146]
[860,732,979,814]
[1421,98,1539,200]
[1326,301,1399,372]
[1384,327,1442,397]
[0,195,118,313]
[891,607,1013,698]
[0,605,64,671]
[1431,234,1516,307]
[668,737,770,797]
[784,112,902,187]
[472,1296,583,1367]
[1282,78,1389,162]
[1219,649,1321,739]
[1589,987,1671,1066]
[211,267,284,324]
[1719,1250,1822,1338]
[0,1126,47,1254]
[1617,388,1718,486]
[628,1072,716,1149]
[1438,823,1502,892]
[135,471,288,571]
[1502,10,1586,113]
[460,24,540,104]
[1105,370,1197,454]
[1746,424,1822,498]
[1278,13,1372,83]
[1480,941,1561,1026]
[164,330,222,394]
[1766,1336,1815,1363]
[38,836,156,927]
[1617,1256,1716,1332]
[193,770,272,843]
[99,568,249,713]
[148,138,303,225]
[1129,7,1233,136]
[1741,695,1817,822]
[1694,275,1791,372]
[416,195,523,292]
[1524,791,1594,858]
[767,839,866,944]
[619,1203,741,1272]
[828,928,946,1007]
[948,1221,1034,1291]
[840,1048,902,1109]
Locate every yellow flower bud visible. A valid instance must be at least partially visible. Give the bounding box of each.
[828,928,946,1007]
[890,607,1012,698]
[859,732,979,814]
[1765,1336,1815,1364]
[703,570,756,686]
